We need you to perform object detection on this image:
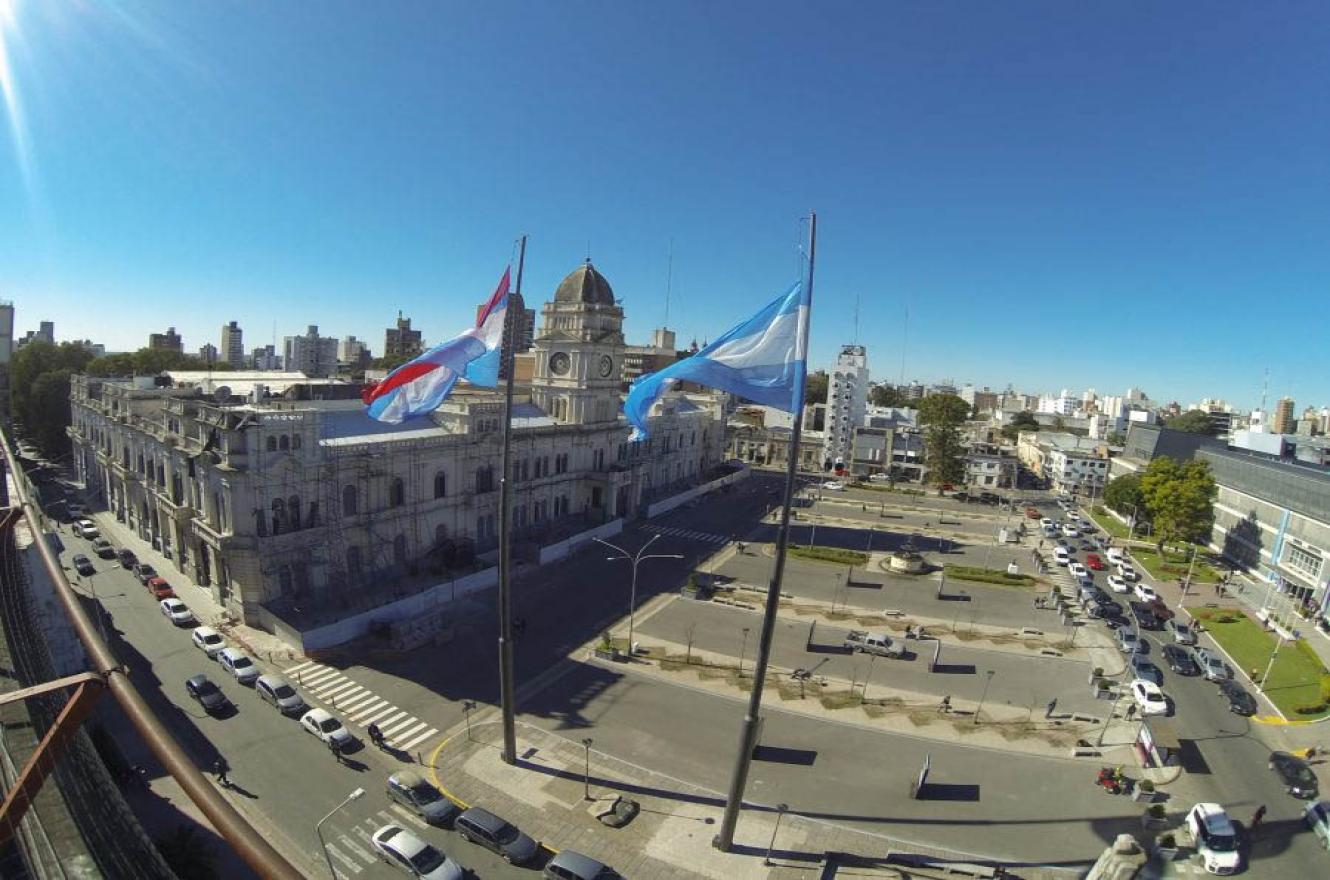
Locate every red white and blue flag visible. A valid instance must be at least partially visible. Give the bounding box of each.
[362,269,511,423]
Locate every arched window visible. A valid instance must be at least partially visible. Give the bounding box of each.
[267,436,277,452]
[342,484,358,516]
[434,471,447,499]
[279,435,290,451]
[288,495,301,530]
[393,533,407,566]
[390,477,405,507]
[271,498,285,536]
[346,546,362,580]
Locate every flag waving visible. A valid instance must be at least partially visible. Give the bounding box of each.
[623,280,808,440]
[362,269,511,423]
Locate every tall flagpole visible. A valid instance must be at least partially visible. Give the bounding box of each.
[497,234,526,766]
[714,211,816,851]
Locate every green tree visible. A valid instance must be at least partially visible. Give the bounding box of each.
[369,353,415,372]
[1103,472,1146,519]
[999,410,1040,442]
[1164,410,1216,435]
[918,393,969,489]
[1139,457,1216,553]
[85,348,217,377]
[870,384,909,407]
[1106,431,1126,446]
[804,371,828,405]
[10,342,95,454]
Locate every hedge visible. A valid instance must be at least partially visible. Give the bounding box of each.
[788,545,869,565]
[943,564,1038,587]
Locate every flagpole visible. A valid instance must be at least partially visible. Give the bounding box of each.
[714,211,816,851]
[497,234,526,766]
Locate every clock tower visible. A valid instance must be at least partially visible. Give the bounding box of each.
[531,260,625,424]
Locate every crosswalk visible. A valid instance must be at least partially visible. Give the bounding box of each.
[650,525,731,545]
[283,661,439,752]
[322,804,434,878]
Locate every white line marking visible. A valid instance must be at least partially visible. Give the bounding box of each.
[376,711,409,730]
[318,682,363,700]
[325,844,362,874]
[349,699,389,722]
[284,660,316,674]
[297,667,343,686]
[388,804,429,829]
[388,720,427,743]
[379,716,419,737]
[339,832,374,862]
[360,705,400,725]
[312,679,357,698]
[339,692,379,712]
[397,727,438,752]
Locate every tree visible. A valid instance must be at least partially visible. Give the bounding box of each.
[1139,457,1216,554]
[10,341,96,455]
[85,348,218,377]
[1106,431,1126,446]
[804,371,828,405]
[1000,410,1040,442]
[1164,410,1216,435]
[870,384,909,408]
[917,393,969,489]
[1103,473,1145,520]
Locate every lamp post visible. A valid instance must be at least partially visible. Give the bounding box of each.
[1259,633,1287,693]
[582,737,594,800]
[316,787,365,879]
[462,700,476,743]
[1126,503,1139,541]
[763,803,790,866]
[596,534,683,656]
[952,591,967,632]
[973,670,995,724]
[1096,689,1126,747]
[738,627,751,678]
[862,653,878,701]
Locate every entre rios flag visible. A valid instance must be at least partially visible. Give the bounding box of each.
[363,268,511,423]
[623,280,808,440]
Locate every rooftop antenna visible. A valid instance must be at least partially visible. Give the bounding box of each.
[664,237,674,328]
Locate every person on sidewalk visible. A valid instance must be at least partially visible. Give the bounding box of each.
[212,756,229,788]
[1045,699,1058,719]
[1126,703,1137,721]
[328,738,344,765]
[938,695,952,714]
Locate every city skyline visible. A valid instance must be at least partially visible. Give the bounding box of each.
[3,2,1329,410]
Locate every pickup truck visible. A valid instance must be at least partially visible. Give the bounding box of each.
[843,630,906,658]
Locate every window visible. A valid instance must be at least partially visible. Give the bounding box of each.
[434,471,447,499]
[434,523,448,546]
[1285,544,1323,580]
[279,435,290,451]
[342,484,358,516]
[271,498,285,535]
[476,465,494,493]
[390,477,405,507]
[292,434,302,450]
[288,495,301,530]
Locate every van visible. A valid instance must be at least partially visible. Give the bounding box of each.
[544,850,618,880]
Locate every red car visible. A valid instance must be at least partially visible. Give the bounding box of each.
[1085,554,1106,571]
[1025,507,1041,519]
[146,577,175,599]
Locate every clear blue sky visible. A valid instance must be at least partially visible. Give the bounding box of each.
[3,1,1328,411]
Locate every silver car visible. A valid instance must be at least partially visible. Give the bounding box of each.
[254,674,305,715]
[1194,647,1231,681]
[1167,619,1197,645]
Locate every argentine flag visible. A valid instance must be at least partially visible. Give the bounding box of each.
[363,268,511,424]
[623,280,809,440]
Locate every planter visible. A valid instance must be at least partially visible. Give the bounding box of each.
[594,647,621,661]
[1095,688,1115,701]
[1089,667,1104,685]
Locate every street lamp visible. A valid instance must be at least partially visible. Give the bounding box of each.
[973,670,995,725]
[763,803,790,866]
[582,737,594,800]
[316,787,365,879]
[1260,633,1288,694]
[738,627,751,678]
[1096,688,1126,747]
[862,653,878,701]
[462,700,476,742]
[596,534,683,656]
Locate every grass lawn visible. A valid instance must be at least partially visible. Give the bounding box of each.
[1186,607,1330,718]
[1130,545,1221,583]
[850,482,926,496]
[1088,506,1135,541]
[943,564,1038,588]
[788,545,868,566]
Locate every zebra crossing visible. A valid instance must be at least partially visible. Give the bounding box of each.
[283,661,439,752]
[650,525,730,545]
[321,804,433,877]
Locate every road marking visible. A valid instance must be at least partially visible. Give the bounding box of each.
[304,671,347,690]
[339,692,379,712]
[317,681,362,700]
[379,715,419,737]
[387,804,429,830]
[339,832,374,862]
[359,705,400,725]
[293,663,338,681]
[284,660,317,675]
[388,720,427,743]
[297,667,342,686]
[349,699,389,722]
[324,844,362,874]
[397,727,437,752]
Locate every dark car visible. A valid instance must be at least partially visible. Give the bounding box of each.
[93,538,116,559]
[1219,680,1257,716]
[71,553,95,576]
[1270,751,1319,799]
[185,674,229,715]
[1161,644,1200,676]
[455,807,538,865]
[1130,604,1163,631]
[134,563,157,584]
[116,548,137,569]
[386,771,460,827]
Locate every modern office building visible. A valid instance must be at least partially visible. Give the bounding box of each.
[1273,397,1296,435]
[221,321,244,368]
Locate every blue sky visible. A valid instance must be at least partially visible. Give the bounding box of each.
[2,1,1328,411]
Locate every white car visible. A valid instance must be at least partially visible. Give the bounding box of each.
[1305,800,1330,850]
[1186,803,1241,875]
[1040,517,1053,528]
[370,824,464,880]
[822,481,845,491]
[1068,562,1088,579]
[74,519,100,539]
[1118,563,1140,582]
[300,708,354,751]
[1133,583,1159,603]
[160,598,195,626]
[1054,547,1070,566]
[1130,679,1169,716]
[217,647,260,685]
[192,626,227,657]
[1106,575,1129,593]
[1106,548,1125,565]
[1061,524,1080,538]
[1066,511,1081,522]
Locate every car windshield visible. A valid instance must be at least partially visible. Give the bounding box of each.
[195,680,218,695]
[273,685,296,699]
[1291,763,1315,784]
[232,656,252,668]
[407,782,441,804]
[1203,828,1237,852]
[408,845,446,873]
[318,718,342,733]
[204,634,221,644]
[494,822,520,844]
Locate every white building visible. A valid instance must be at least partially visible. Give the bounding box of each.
[283,325,340,378]
[822,344,868,470]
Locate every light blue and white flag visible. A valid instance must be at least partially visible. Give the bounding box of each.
[623,280,809,440]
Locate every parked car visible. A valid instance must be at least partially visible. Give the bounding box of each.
[185,674,229,714]
[255,674,305,714]
[369,824,464,880]
[116,548,137,568]
[386,771,460,827]
[66,503,87,519]
[842,630,905,658]
[192,626,227,658]
[1218,680,1257,716]
[1130,679,1169,716]
[217,647,260,685]
[1305,800,1330,850]
[1194,647,1231,681]
[1167,619,1197,645]
[454,807,538,865]
[1116,628,1142,654]
[93,538,116,559]
[544,850,619,880]
[1162,644,1200,676]
[146,576,175,599]
[1119,564,1140,582]
[1145,598,1175,621]
[1085,554,1105,571]
[1106,575,1129,593]
[1061,524,1080,538]
[1129,655,1163,685]
[1054,547,1070,566]
[160,598,195,626]
[133,563,158,584]
[72,554,95,576]
[74,519,100,539]
[1069,562,1088,580]
[821,481,845,491]
[300,708,354,751]
[1129,602,1164,631]
[1133,582,1159,603]
[1107,548,1125,565]
[1185,802,1241,875]
[1269,751,1319,799]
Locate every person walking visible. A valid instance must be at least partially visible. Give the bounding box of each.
[328,738,344,765]
[1251,804,1267,831]
[1126,703,1137,721]
[939,695,952,714]
[212,756,230,788]
[1045,699,1058,719]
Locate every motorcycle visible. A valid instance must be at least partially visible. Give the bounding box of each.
[1095,766,1124,795]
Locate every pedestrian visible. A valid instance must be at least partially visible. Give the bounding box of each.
[212,756,229,788]
[1126,703,1137,721]
[328,738,344,765]
[1251,804,1266,831]
[939,695,952,714]
[1045,699,1058,719]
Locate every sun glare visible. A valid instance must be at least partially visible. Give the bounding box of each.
[0,0,36,189]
